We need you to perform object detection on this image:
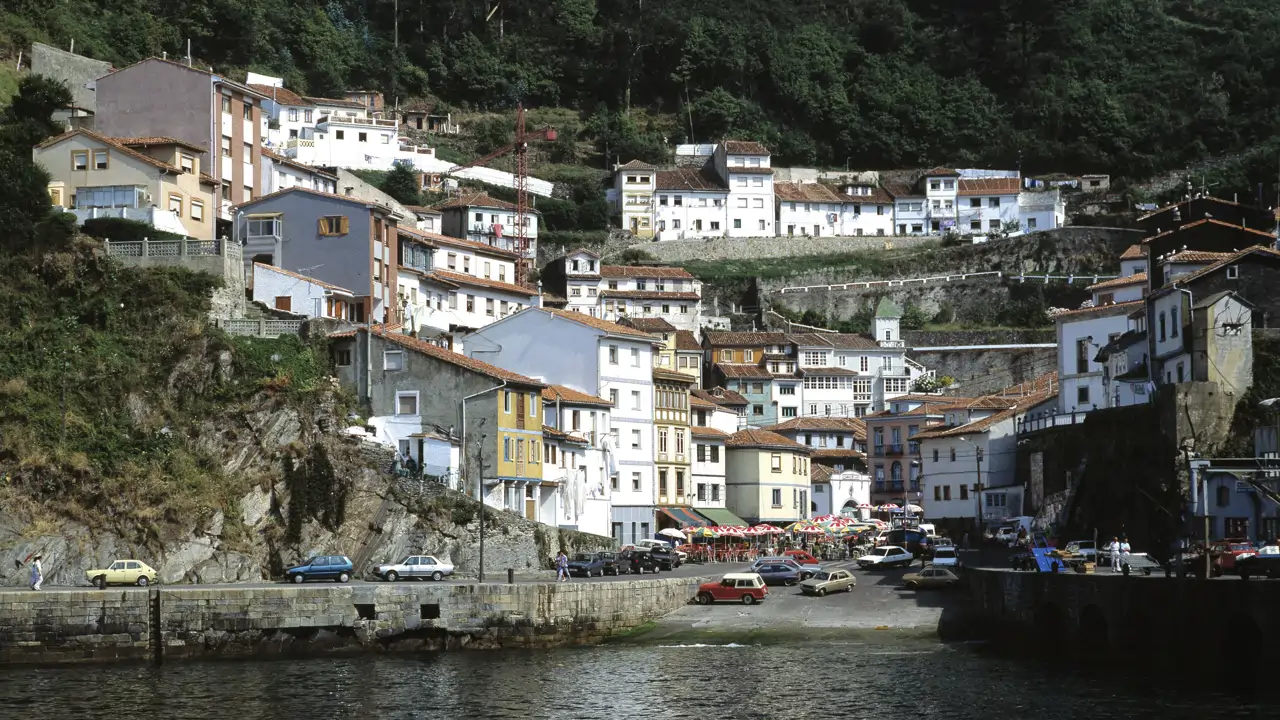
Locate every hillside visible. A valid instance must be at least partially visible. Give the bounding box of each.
[6,0,1280,195]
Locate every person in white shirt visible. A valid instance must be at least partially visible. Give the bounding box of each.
[1107,536,1122,571]
[1120,537,1132,568]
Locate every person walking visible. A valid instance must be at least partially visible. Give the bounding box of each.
[555,550,569,582]
[1107,536,1122,572]
[29,555,43,591]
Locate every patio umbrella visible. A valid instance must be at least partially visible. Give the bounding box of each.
[877,504,901,512]
[797,525,826,535]
[856,503,872,509]
[690,527,718,538]
[785,520,814,532]
[812,514,840,524]
[905,504,924,513]
[658,528,687,541]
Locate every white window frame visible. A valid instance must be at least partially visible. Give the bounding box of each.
[395,391,420,416]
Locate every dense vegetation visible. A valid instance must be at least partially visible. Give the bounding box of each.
[7,0,1280,185]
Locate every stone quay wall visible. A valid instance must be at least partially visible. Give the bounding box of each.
[0,575,715,666]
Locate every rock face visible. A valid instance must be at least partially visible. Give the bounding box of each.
[0,395,613,588]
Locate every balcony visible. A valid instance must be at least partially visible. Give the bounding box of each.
[1017,410,1090,436]
[317,114,397,128]
[878,366,910,377]
[885,443,904,456]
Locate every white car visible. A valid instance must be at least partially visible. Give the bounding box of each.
[1063,540,1097,560]
[372,555,455,582]
[857,545,914,569]
[930,546,960,568]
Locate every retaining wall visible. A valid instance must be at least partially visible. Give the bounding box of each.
[0,576,713,665]
[629,235,936,262]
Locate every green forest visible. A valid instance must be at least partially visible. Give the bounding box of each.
[5,0,1280,181]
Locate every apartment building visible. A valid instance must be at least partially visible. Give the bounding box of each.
[613,160,657,238]
[462,308,663,546]
[775,181,894,238]
[260,149,338,195]
[653,368,695,513]
[436,191,540,267]
[95,57,269,219]
[542,384,615,536]
[957,177,1020,235]
[863,394,971,507]
[725,429,813,524]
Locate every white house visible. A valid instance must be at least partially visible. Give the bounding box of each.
[690,426,729,512]
[1017,187,1066,232]
[716,140,774,237]
[542,385,615,537]
[762,417,866,455]
[251,262,360,320]
[775,182,845,238]
[835,182,895,237]
[957,177,1020,235]
[811,466,872,518]
[599,265,703,333]
[1055,301,1142,413]
[558,248,604,317]
[260,149,337,195]
[653,167,728,240]
[462,308,663,546]
[435,191,539,263]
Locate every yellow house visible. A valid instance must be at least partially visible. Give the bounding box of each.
[725,429,813,524]
[34,129,219,239]
[613,159,656,238]
[654,368,695,513]
[496,384,546,518]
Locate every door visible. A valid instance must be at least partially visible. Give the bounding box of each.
[630,218,639,233]
[106,561,126,584]
[515,396,526,429]
[515,439,525,476]
[419,557,436,577]
[525,485,536,519]
[311,556,331,578]
[403,556,420,577]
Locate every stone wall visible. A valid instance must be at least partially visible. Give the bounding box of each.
[0,575,715,665]
[903,329,1057,347]
[31,42,111,112]
[628,234,936,263]
[909,347,1057,396]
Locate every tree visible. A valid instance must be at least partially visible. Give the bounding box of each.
[0,75,72,248]
[380,160,422,206]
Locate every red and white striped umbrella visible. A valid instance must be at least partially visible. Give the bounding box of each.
[812,514,840,524]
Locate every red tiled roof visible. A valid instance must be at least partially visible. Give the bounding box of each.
[541,424,589,444]
[762,417,866,437]
[689,394,717,409]
[615,159,657,170]
[399,225,520,259]
[715,363,772,380]
[726,429,811,453]
[619,317,677,333]
[247,84,311,106]
[304,95,366,109]
[691,426,731,439]
[725,166,774,174]
[674,330,701,351]
[199,172,220,185]
[703,331,790,347]
[36,129,181,174]
[838,186,895,205]
[788,332,879,350]
[1136,195,1255,222]
[1161,250,1234,264]
[921,167,961,177]
[432,191,524,212]
[1119,245,1145,261]
[253,262,354,295]
[370,326,544,386]
[882,181,922,199]
[1087,272,1147,291]
[542,385,613,407]
[538,308,660,341]
[426,269,538,297]
[693,387,748,407]
[653,368,696,384]
[262,148,338,179]
[810,448,865,460]
[1052,299,1144,320]
[723,140,770,155]
[1142,217,1277,244]
[774,182,845,203]
[913,409,1017,440]
[112,136,207,153]
[233,185,399,214]
[600,265,695,279]
[957,178,1020,196]
[811,464,834,483]
[655,167,724,191]
[1166,245,1280,287]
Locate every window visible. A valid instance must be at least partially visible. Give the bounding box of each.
[221,95,232,114]
[1159,312,1167,342]
[943,486,951,501]
[933,448,939,462]
[188,199,205,222]
[335,130,345,140]
[630,348,640,367]
[989,219,1000,231]
[631,429,642,449]
[630,390,642,411]
[768,488,783,508]
[934,486,942,501]
[950,447,956,462]
[247,217,278,237]
[1077,386,1090,404]
[319,216,348,235]
[1076,338,1090,374]
[960,484,969,500]
[168,193,183,214]
[465,295,474,313]
[396,392,418,416]
[71,151,89,170]
[334,349,352,366]
[609,389,618,407]
[734,219,742,229]
[659,429,669,454]
[1176,362,1185,383]
[632,472,642,491]
[753,177,763,187]
[1171,307,1179,338]
[752,404,764,416]
[771,453,782,473]
[782,407,797,418]
[1227,265,1240,280]
[1027,217,1037,229]
[970,220,982,231]
[242,103,253,120]
[779,385,795,396]
[608,345,619,364]
[710,221,720,230]
[486,298,495,317]
[383,350,404,371]
[93,150,109,170]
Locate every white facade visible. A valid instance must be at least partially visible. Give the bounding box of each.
[613,162,657,238]
[837,186,894,237]
[958,192,1018,235]
[715,144,774,237]
[1149,290,1193,385]
[543,401,613,538]
[813,470,872,517]
[690,433,727,510]
[655,189,729,239]
[251,263,356,320]
[261,152,337,195]
[1056,306,1136,413]
[1017,188,1066,232]
[917,413,1019,525]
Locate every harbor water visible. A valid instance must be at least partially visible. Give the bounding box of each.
[0,637,1264,719]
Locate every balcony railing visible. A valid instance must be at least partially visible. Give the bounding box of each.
[317,114,397,128]
[885,443,905,456]
[1017,410,1089,435]
[104,238,225,258]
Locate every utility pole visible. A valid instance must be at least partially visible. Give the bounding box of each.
[477,432,487,582]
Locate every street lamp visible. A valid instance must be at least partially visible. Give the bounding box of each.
[958,436,984,539]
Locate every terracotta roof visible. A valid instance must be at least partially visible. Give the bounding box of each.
[653,368,696,384]
[1136,195,1255,222]
[725,166,774,174]
[247,84,311,106]
[1119,245,1145,261]
[762,417,866,437]
[703,331,790,347]
[253,262,354,295]
[693,387,748,407]
[811,464,834,483]
[328,322,401,339]
[601,290,700,301]
[931,396,1019,412]
[787,332,879,350]
[542,384,613,407]
[399,225,519,259]
[1165,245,1280,287]
[957,178,1021,196]
[370,327,544,386]
[723,140,770,155]
[537,308,660,341]
[541,425,588,444]
[403,205,443,216]
[914,408,1017,440]
[1142,217,1277,244]
[1052,299,1145,320]
[262,149,338,179]
[839,187,895,205]
[1161,250,1234,264]
[432,191,520,212]
[619,317,677,333]
[674,330,701,351]
[616,159,657,170]
[689,394,717,409]
[304,95,366,109]
[600,265,695,279]
[810,448,865,460]
[883,181,922,199]
[774,182,845,203]
[715,363,773,380]
[233,185,398,213]
[199,172,219,185]
[691,426,731,439]
[726,429,811,453]
[921,167,961,177]
[655,167,725,191]
[1087,272,1147,291]
[425,269,538,297]
[112,136,207,153]
[36,129,182,174]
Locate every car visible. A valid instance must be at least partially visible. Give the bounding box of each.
[86,559,158,589]
[648,546,680,571]
[994,526,1018,546]
[800,569,857,596]
[285,555,354,584]
[622,549,660,574]
[903,567,960,590]
[637,538,689,563]
[372,555,454,582]
[694,572,769,605]
[567,552,606,577]
[753,562,804,586]
[857,545,914,569]
[884,529,931,558]
[930,546,960,568]
[1238,552,1280,580]
[783,550,822,568]
[1063,540,1097,560]
[1211,540,1256,575]
[599,551,628,576]
[749,556,820,580]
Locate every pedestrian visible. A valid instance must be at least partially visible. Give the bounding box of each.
[29,555,43,591]
[961,532,970,550]
[555,550,569,582]
[1107,536,1121,572]
[1120,536,1132,568]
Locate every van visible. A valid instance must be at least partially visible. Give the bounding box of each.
[918,523,938,539]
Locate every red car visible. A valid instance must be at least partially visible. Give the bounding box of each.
[695,573,769,605]
[783,550,821,567]
[1210,539,1255,575]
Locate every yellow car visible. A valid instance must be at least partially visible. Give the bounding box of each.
[86,560,159,589]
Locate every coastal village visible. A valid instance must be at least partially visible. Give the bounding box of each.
[17,41,1280,556]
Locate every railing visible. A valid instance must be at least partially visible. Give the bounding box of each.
[217,318,304,338]
[779,270,1118,294]
[104,238,225,258]
[1016,410,1089,435]
[318,114,397,128]
[885,443,904,456]
[285,138,315,148]
[879,366,910,377]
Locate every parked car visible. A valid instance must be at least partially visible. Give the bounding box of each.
[622,549,660,574]
[1210,540,1256,575]
[930,546,960,569]
[783,550,822,568]
[372,555,454,582]
[800,569,857,596]
[857,545,914,569]
[749,557,820,580]
[1235,552,1280,580]
[695,573,769,605]
[649,546,680,571]
[753,562,804,586]
[599,552,628,576]
[638,538,689,563]
[904,567,960,590]
[86,560,158,589]
[1063,540,1097,560]
[285,555,354,584]
[567,552,606,577]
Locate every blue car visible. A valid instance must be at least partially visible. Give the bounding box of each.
[285,555,354,584]
[752,562,804,587]
[567,552,605,577]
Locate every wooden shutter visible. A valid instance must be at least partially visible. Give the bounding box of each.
[317,217,327,235]
[339,216,349,234]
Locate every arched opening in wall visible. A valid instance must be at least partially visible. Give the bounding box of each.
[1078,604,1109,660]
[1034,602,1066,655]
[1220,612,1262,691]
